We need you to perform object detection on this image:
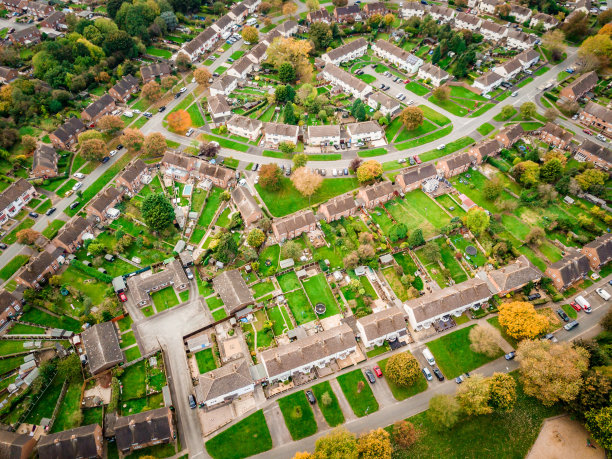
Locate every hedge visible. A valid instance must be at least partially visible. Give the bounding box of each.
[70,259,113,283]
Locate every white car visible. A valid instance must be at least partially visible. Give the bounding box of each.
[437,144,446,150]
[254,176,259,184]
[596,288,610,300]
[408,99,414,105]
[123,111,133,118]
[133,109,141,114]
[74,172,85,179]
[332,169,338,176]
[109,150,118,157]
[72,182,82,191]
[483,94,492,100]
[179,87,187,93]
[186,128,195,137]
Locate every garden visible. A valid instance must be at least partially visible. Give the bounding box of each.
[278,391,318,440]
[337,369,379,417]
[205,410,272,459]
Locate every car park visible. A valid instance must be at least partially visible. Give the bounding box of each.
[422,367,433,381]
[373,365,382,377]
[306,390,316,404]
[28,212,38,218]
[504,351,516,360]
[564,320,579,331]
[364,369,376,384]
[556,308,570,322]
[433,368,444,381]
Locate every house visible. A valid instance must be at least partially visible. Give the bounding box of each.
[0,0,25,13]
[212,270,254,314]
[493,57,522,80]
[573,0,591,13]
[307,125,340,146]
[545,249,591,290]
[582,233,612,270]
[473,71,504,94]
[53,216,93,253]
[346,121,385,144]
[196,358,254,407]
[478,0,500,14]
[356,181,395,208]
[81,321,125,374]
[417,63,450,87]
[322,37,368,65]
[227,56,254,80]
[31,144,58,178]
[209,74,238,96]
[15,246,63,289]
[0,430,37,459]
[575,139,612,169]
[227,114,263,141]
[207,94,232,126]
[429,5,456,22]
[579,101,612,139]
[261,28,282,47]
[437,152,476,177]
[25,1,54,17]
[81,94,116,124]
[229,3,248,22]
[539,122,573,149]
[243,0,261,13]
[86,187,122,222]
[400,2,426,18]
[109,74,139,103]
[114,408,174,454]
[367,91,401,116]
[306,7,332,23]
[395,163,437,193]
[0,66,18,84]
[9,26,41,46]
[506,28,538,49]
[116,159,149,194]
[0,179,36,224]
[0,290,21,330]
[479,20,507,42]
[454,12,482,31]
[404,278,491,330]
[40,11,66,30]
[272,209,317,241]
[231,185,262,225]
[263,122,299,146]
[318,194,358,222]
[356,307,406,348]
[38,424,103,459]
[495,124,524,148]
[510,4,532,22]
[277,20,298,37]
[49,117,86,150]
[371,39,423,73]
[529,12,559,30]
[363,2,387,16]
[516,48,540,69]
[260,324,357,383]
[483,255,542,295]
[161,151,236,187]
[211,14,234,36]
[334,4,362,22]
[127,259,189,307]
[559,71,598,101]
[246,42,267,64]
[140,62,172,83]
[180,28,219,62]
[319,63,372,99]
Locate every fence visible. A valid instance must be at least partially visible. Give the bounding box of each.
[47,379,69,432]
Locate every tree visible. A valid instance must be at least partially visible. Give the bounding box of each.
[141,81,162,101]
[81,138,106,161]
[199,142,219,158]
[456,373,493,416]
[422,241,441,263]
[389,223,408,242]
[242,25,259,44]
[97,115,124,134]
[544,107,557,122]
[540,158,563,183]
[349,158,362,173]
[282,1,298,17]
[259,164,283,191]
[314,428,357,459]
[576,168,607,191]
[465,207,489,235]
[332,0,348,6]
[120,128,144,152]
[542,29,566,61]
[309,22,332,50]
[512,161,540,187]
[291,167,322,203]
[498,302,549,341]
[356,160,383,183]
[569,369,611,418]
[432,85,450,102]
[211,231,238,263]
[283,102,296,124]
[167,109,191,134]
[161,75,178,90]
[428,395,461,430]
[599,9,612,25]
[602,308,612,332]
[520,102,537,119]
[357,428,392,459]
[562,11,589,42]
[495,3,511,18]
[306,0,319,10]
[483,178,502,200]
[469,325,500,357]
[142,132,166,157]
[383,13,395,29]
[293,153,308,169]
[266,37,313,82]
[517,339,589,405]
[279,141,295,156]
[385,352,420,387]
[141,193,175,232]
[400,106,424,130]
[488,372,517,412]
[343,252,359,269]
[247,228,266,248]
[392,421,418,449]
[282,240,301,260]
[194,67,212,87]
[57,353,82,382]
[585,407,612,451]
[78,129,103,145]
[17,228,41,245]
[431,45,442,64]
[358,244,375,261]
[408,229,425,248]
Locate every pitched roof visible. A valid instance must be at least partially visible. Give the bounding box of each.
[0,290,18,316]
[82,94,114,119]
[346,121,383,136]
[368,91,400,110]
[210,73,237,92]
[17,248,60,284]
[474,71,503,86]
[38,424,100,459]
[196,358,252,402]
[321,63,371,94]
[277,19,298,34]
[498,123,524,143]
[323,37,367,62]
[357,306,405,341]
[456,12,480,25]
[499,57,522,74]
[430,4,455,17]
[540,122,572,142]
[480,20,506,35]
[140,62,172,81]
[374,39,421,66]
[227,114,263,133]
[516,48,540,63]
[118,159,148,186]
[230,3,248,16]
[308,7,331,21]
[230,56,253,75]
[114,408,172,452]
[264,122,299,138]
[127,259,189,304]
[308,124,340,138]
[272,209,316,236]
[335,4,361,15]
[208,94,231,116]
[183,27,218,56]
[583,233,612,264]
[578,139,612,164]
[214,14,233,31]
[0,66,16,81]
[319,193,357,217]
[532,12,558,25]
[419,62,450,80]
[261,324,356,378]
[246,42,267,62]
[397,163,437,186]
[54,216,91,248]
[441,151,473,171]
[10,26,40,42]
[563,71,598,98]
[583,101,612,124]
[0,430,33,459]
[0,179,35,212]
[32,144,58,172]
[52,117,85,144]
[81,322,124,374]
[510,3,532,15]
[212,269,254,314]
[110,74,139,98]
[359,181,394,201]
[231,185,262,222]
[88,187,121,213]
[486,255,542,294]
[506,28,538,45]
[548,249,590,286]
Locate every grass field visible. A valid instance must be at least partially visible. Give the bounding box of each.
[21,307,81,332]
[378,353,428,400]
[3,218,34,244]
[151,287,180,312]
[195,348,217,374]
[286,289,316,325]
[267,305,294,335]
[205,410,272,459]
[253,281,275,298]
[311,381,345,427]
[0,255,30,281]
[120,360,146,400]
[301,273,340,319]
[278,391,318,440]
[258,244,280,277]
[41,219,66,239]
[337,369,379,417]
[477,122,495,136]
[278,271,301,293]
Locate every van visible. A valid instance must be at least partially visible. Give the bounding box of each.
[246,18,257,26]
[422,348,435,366]
[597,288,610,301]
[574,295,591,313]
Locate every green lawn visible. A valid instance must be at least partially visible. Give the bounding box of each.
[20,307,81,332]
[394,120,438,143]
[385,116,404,142]
[301,273,340,319]
[267,305,294,335]
[7,323,44,335]
[278,391,318,440]
[146,47,172,58]
[395,125,453,151]
[200,134,249,152]
[51,379,83,432]
[0,255,30,281]
[426,325,504,379]
[429,95,468,116]
[311,381,345,427]
[477,122,495,136]
[120,360,146,400]
[124,345,142,362]
[205,410,272,459]
[151,287,180,312]
[419,105,451,126]
[286,289,316,325]
[206,296,224,311]
[378,353,428,400]
[561,303,578,320]
[252,281,275,298]
[255,177,359,217]
[358,147,388,158]
[3,218,34,244]
[120,331,136,349]
[337,369,379,417]
[258,244,280,277]
[195,348,217,374]
[41,219,66,239]
[405,81,430,96]
[277,271,301,292]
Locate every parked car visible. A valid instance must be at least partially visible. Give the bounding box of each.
[158,106,166,112]
[364,369,376,384]
[306,390,316,404]
[414,155,421,164]
[28,212,38,218]
[74,172,85,179]
[72,182,82,191]
[564,320,579,331]
[185,268,194,280]
[188,394,196,409]
[101,157,110,163]
[527,293,541,301]
[455,375,465,384]
[69,201,80,210]
[0,243,7,250]
[504,351,516,360]
[422,367,433,381]
[556,308,570,322]
[45,207,56,216]
[433,368,444,381]
[542,333,558,342]
[437,144,446,150]
[597,288,610,300]
[570,301,582,312]
[109,149,117,157]
[343,168,349,176]
[583,129,592,135]
[186,128,195,137]
[373,366,382,377]
[118,292,127,302]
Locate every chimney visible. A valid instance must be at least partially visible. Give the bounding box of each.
[129,419,136,431]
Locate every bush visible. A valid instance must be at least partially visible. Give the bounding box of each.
[70,259,113,283]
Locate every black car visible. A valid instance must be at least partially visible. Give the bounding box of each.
[28,212,38,218]
[365,369,376,384]
[174,92,182,99]
[117,144,124,150]
[188,394,196,409]
[556,308,570,322]
[433,368,444,381]
[45,206,56,216]
[69,201,80,210]
[527,293,541,301]
[101,157,110,163]
[0,243,7,249]
[305,390,316,404]
[158,106,166,112]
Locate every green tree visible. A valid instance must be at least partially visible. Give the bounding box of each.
[385,352,420,387]
[431,45,442,64]
[314,428,357,459]
[283,102,297,125]
[483,178,502,200]
[540,158,563,183]
[211,231,238,263]
[57,353,82,382]
[309,22,332,50]
[280,141,295,156]
[282,240,301,260]
[259,164,283,191]
[389,223,408,242]
[456,373,493,416]
[293,153,308,169]
[575,168,607,191]
[408,229,425,248]
[488,373,517,412]
[500,105,515,120]
[141,193,175,232]
[465,208,490,235]
[428,395,461,430]
[279,62,296,83]
[520,102,537,119]
[585,406,612,450]
[247,228,266,248]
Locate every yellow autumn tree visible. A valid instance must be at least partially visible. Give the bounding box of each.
[167,109,191,134]
[498,301,549,341]
[266,37,313,82]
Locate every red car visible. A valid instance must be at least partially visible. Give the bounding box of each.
[570,301,581,312]
[373,365,383,378]
[404,79,411,84]
[118,292,127,302]
[414,155,422,164]
[583,129,593,135]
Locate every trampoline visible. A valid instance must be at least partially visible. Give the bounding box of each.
[315,303,326,315]
[465,245,477,256]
